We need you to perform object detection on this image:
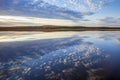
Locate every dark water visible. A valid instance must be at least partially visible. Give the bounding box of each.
[0,31,120,80]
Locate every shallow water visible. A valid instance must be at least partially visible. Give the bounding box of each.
[0,31,120,80]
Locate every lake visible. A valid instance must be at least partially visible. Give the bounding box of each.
[0,31,120,80]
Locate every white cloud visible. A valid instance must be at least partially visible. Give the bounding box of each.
[0,15,77,26]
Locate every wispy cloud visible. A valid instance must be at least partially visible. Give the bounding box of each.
[98,16,120,27]
[76,16,120,27]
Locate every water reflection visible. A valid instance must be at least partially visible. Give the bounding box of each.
[0,31,120,80]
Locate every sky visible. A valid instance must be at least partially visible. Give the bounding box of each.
[0,0,120,27]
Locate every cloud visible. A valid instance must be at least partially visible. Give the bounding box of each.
[0,0,113,20]
[76,16,120,27]
[98,16,120,27]
[0,15,77,26]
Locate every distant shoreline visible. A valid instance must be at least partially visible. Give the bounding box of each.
[0,26,120,32]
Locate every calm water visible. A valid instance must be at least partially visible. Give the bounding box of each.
[0,31,120,80]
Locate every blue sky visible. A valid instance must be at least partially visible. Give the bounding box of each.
[0,0,120,27]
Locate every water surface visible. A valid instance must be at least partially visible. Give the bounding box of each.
[0,31,120,80]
